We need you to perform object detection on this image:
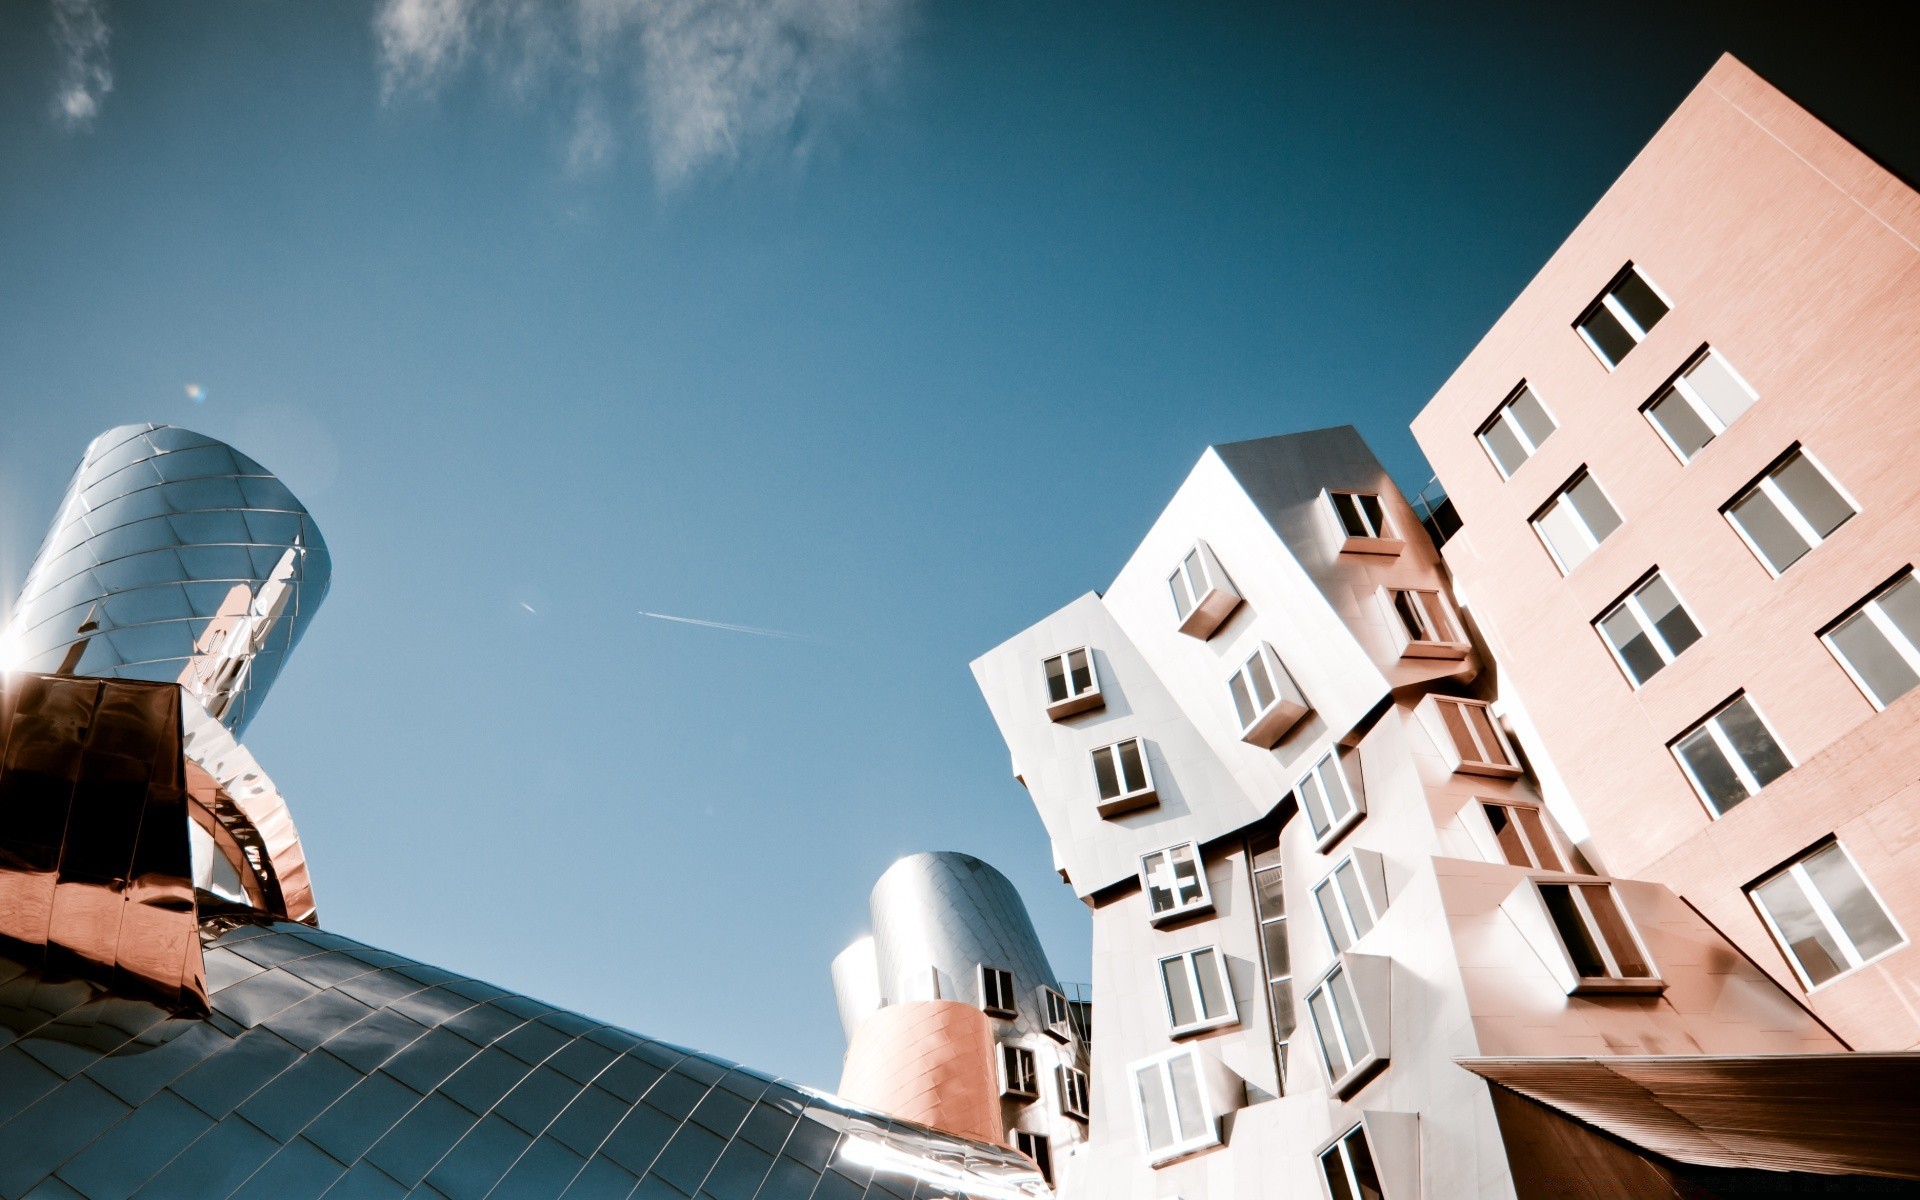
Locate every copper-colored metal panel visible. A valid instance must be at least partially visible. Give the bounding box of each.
[838,999,1006,1147]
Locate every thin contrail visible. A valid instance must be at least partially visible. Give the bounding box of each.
[519,602,537,615]
[637,610,813,642]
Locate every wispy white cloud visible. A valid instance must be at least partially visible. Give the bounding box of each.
[373,0,913,187]
[638,610,815,642]
[49,0,112,128]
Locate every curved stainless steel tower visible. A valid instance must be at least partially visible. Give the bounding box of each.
[3,423,330,736]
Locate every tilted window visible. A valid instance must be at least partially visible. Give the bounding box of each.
[1041,646,1102,719]
[1295,748,1365,847]
[1750,841,1905,989]
[1000,1044,1038,1099]
[1478,383,1556,478]
[1595,571,1702,687]
[1305,955,1388,1095]
[979,965,1017,1017]
[1168,541,1242,639]
[1576,264,1669,368]
[1159,946,1238,1036]
[1419,695,1521,778]
[1250,832,1294,1092]
[1532,469,1623,574]
[1040,985,1074,1041]
[1128,1047,1218,1164]
[1142,842,1212,925]
[1058,1066,1091,1122]
[1481,801,1568,872]
[1091,737,1157,817]
[1320,1123,1388,1200]
[1724,448,1855,576]
[1314,854,1384,954]
[1824,572,1920,710]
[1229,642,1310,746]
[1014,1131,1052,1184]
[1383,587,1469,659]
[1644,348,1757,462]
[1670,694,1791,816]
[1327,491,1402,555]
[1536,882,1660,992]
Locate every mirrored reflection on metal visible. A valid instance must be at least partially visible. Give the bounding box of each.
[2,424,331,738]
[0,918,1045,1199]
[0,674,206,1012]
[180,703,315,924]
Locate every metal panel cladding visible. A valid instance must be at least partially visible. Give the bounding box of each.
[1,425,331,736]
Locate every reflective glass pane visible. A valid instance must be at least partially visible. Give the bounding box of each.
[1775,454,1854,539]
[1193,949,1228,1019]
[1327,972,1367,1062]
[1169,571,1192,620]
[1308,987,1347,1078]
[1878,576,1920,649]
[1299,773,1330,838]
[1044,656,1069,704]
[1676,727,1748,814]
[1393,590,1429,641]
[1536,499,1594,571]
[1718,697,1790,790]
[1600,604,1663,685]
[1117,739,1146,792]
[1612,270,1669,334]
[1254,865,1286,920]
[1183,550,1205,595]
[1639,575,1702,659]
[1334,862,1374,940]
[1229,673,1257,728]
[1322,757,1356,821]
[1484,804,1530,867]
[1315,882,1351,953]
[1830,612,1917,708]
[1580,305,1636,366]
[1093,749,1120,800]
[1803,844,1903,962]
[1648,389,1715,460]
[1464,704,1510,767]
[1346,1128,1387,1200]
[1480,417,1527,477]
[1247,652,1276,710]
[1686,352,1755,427]
[1268,979,1295,1039]
[1509,386,1555,447]
[1582,886,1651,977]
[1516,807,1563,871]
[1135,1065,1172,1150]
[1322,1147,1357,1200]
[1143,851,1173,912]
[1418,591,1455,641]
[1166,1053,1205,1140]
[1730,489,1810,573]
[1067,648,1093,695]
[1261,918,1291,978]
[1541,885,1607,977]
[1754,871,1849,986]
[1568,474,1622,543]
[1162,958,1198,1027]
[1172,847,1203,905]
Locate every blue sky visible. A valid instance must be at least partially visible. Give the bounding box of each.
[0,1,1904,1088]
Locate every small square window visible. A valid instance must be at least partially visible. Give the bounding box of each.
[1041,646,1103,720]
[1532,469,1623,574]
[1418,695,1521,778]
[1229,642,1310,746]
[1159,946,1238,1037]
[1319,1122,1388,1200]
[1670,694,1792,817]
[1040,986,1074,1042]
[1724,447,1855,576]
[1824,572,1920,710]
[1127,1047,1218,1164]
[1750,840,1906,989]
[1091,737,1158,817]
[1141,842,1213,925]
[1000,1044,1038,1099]
[1295,748,1365,848]
[1480,801,1569,872]
[1313,854,1385,955]
[979,965,1016,1018]
[1478,383,1557,478]
[1535,882,1661,993]
[1576,264,1669,368]
[1326,491,1403,555]
[1057,1065,1091,1122]
[1304,955,1388,1095]
[1380,587,1469,660]
[1595,570,1703,687]
[1014,1130,1053,1184]
[1167,541,1243,639]
[1644,347,1757,462]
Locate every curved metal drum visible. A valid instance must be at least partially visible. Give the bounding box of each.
[3,424,330,737]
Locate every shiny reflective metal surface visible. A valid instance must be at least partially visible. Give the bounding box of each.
[2,424,331,738]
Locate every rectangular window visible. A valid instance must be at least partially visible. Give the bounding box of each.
[1013,1131,1052,1184]
[1250,834,1293,1093]
[1482,802,1568,871]
[979,965,1016,1018]
[1576,264,1670,368]
[1824,572,1920,710]
[1537,882,1656,987]
[1041,646,1102,719]
[1595,571,1703,686]
[1671,694,1791,816]
[1058,1066,1091,1122]
[1159,946,1238,1036]
[1305,963,1374,1090]
[1725,448,1855,575]
[1129,1048,1217,1163]
[1040,986,1073,1041]
[1000,1044,1038,1099]
[1423,696,1521,777]
[1478,383,1557,478]
[1091,737,1157,816]
[1751,841,1905,989]
[1384,586,1468,658]
[1320,1123,1388,1200]
[1142,842,1212,924]
[1532,469,1623,573]
[1328,492,1399,553]
[1168,541,1242,639]
[1644,348,1757,462]
[1296,749,1364,846]
[1314,858,1378,954]
[1230,642,1309,746]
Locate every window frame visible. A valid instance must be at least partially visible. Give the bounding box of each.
[1141,841,1214,926]
[1821,570,1920,711]
[1295,747,1366,850]
[1040,985,1073,1042]
[1313,854,1382,955]
[1000,1043,1039,1100]
[1722,446,1858,577]
[1478,799,1570,872]
[1319,1122,1388,1200]
[1158,945,1240,1037]
[1593,569,1704,688]
[1417,695,1523,778]
[1090,736,1158,817]
[1574,263,1672,370]
[1325,489,1404,556]
[979,964,1017,1018]
[1229,641,1310,746]
[1379,585,1471,660]
[1531,468,1623,575]
[1477,381,1557,480]
[1749,840,1909,991]
[1127,1046,1220,1165]
[1642,346,1758,463]
[1668,693,1794,817]
[1057,1064,1091,1122]
[1531,879,1664,994]
[1041,645,1103,720]
[1303,955,1388,1096]
[1167,540,1242,639]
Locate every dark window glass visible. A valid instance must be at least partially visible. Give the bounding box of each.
[1580,304,1636,366]
[1541,884,1607,978]
[1612,270,1669,334]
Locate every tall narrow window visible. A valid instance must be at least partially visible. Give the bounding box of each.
[1041,646,1102,719]
[1229,642,1310,746]
[1296,749,1364,846]
[1320,1123,1389,1200]
[1671,694,1792,816]
[1532,470,1623,573]
[1576,264,1670,368]
[1644,348,1757,461]
[1482,802,1568,871]
[979,965,1016,1017]
[1478,383,1557,478]
[1040,986,1073,1042]
[1129,1048,1217,1163]
[1159,946,1238,1036]
[1421,695,1521,777]
[1305,962,1379,1091]
[1000,1044,1038,1098]
[1013,1131,1052,1184]
[1536,882,1657,988]
[1314,857,1379,954]
[1091,737,1157,816]
[1750,841,1905,988]
[1249,832,1293,1092]
[1142,842,1212,924]
[1725,448,1855,575]
[1824,572,1920,710]
[1058,1065,1091,1122]
[1168,541,1242,639]
[1595,571,1703,686]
